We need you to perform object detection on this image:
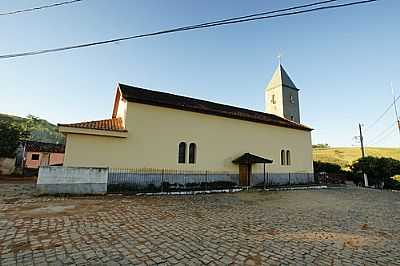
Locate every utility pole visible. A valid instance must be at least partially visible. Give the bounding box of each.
[358,123,368,187]
[359,123,365,158]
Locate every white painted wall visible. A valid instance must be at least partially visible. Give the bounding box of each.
[37,166,108,195]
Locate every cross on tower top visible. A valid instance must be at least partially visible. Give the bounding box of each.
[277,52,283,65]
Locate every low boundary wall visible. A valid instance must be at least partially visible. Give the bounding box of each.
[0,157,16,175]
[37,166,108,195]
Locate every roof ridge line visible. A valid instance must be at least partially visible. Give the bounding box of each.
[118,83,312,131]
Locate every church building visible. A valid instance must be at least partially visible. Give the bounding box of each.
[58,64,313,185]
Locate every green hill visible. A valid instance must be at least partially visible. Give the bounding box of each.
[313,147,400,169]
[0,113,64,144]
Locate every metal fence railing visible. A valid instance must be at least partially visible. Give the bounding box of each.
[251,172,315,187]
[108,168,240,193]
[107,168,315,193]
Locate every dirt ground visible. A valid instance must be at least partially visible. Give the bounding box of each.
[1,183,400,265]
[0,175,36,184]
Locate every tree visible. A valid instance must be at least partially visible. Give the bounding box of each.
[350,156,400,188]
[24,115,64,144]
[0,120,30,158]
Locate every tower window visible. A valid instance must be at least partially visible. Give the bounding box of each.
[271,94,276,104]
[178,142,186,164]
[286,150,291,165]
[290,115,294,121]
[290,95,295,104]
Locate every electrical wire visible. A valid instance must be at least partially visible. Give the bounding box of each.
[369,124,397,145]
[0,0,379,60]
[0,0,84,16]
[367,122,396,143]
[364,94,400,133]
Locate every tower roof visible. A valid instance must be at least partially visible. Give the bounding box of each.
[266,64,298,91]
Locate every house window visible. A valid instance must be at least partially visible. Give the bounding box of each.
[280,150,286,165]
[31,154,40,161]
[178,142,186,164]
[189,143,196,164]
[286,150,291,165]
[271,94,276,104]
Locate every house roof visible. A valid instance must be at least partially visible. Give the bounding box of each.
[266,64,298,91]
[118,83,311,131]
[25,141,65,153]
[58,117,127,132]
[232,153,273,164]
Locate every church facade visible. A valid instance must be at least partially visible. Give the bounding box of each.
[58,64,313,184]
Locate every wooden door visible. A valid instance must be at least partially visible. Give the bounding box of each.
[239,164,250,186]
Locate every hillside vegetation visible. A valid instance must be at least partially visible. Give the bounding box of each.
[0,113,64,144]
[313,147,400,169]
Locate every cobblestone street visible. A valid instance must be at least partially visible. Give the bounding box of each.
[1,184,399,265]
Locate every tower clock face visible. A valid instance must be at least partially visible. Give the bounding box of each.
[290,95,295,104]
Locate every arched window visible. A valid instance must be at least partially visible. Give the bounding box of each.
[286,150,291,165]
[178,142,186,164]
[280,150,286,165]
[189,143,196,164]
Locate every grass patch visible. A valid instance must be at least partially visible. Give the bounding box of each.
[313,147,400,169]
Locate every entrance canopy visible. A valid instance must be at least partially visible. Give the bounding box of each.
[232,153,273,165]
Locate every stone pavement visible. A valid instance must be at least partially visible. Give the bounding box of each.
[0,184,400,265]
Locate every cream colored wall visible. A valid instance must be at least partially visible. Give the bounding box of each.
[64,102,313,173]
[266,85,300,123]
[116,97,127,126]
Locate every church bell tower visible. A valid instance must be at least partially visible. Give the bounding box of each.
[265,64,300,123]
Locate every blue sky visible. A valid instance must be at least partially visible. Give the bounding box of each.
[0,0,399,147]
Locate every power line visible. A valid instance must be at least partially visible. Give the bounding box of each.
[369,125,397,145]
[0,0,379,60]
[0,0,337,18]
[364,94,400,133]
[173,0,341,29]
[367,121,396,144]
[0,0,84,16]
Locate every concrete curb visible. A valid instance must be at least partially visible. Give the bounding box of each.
[262,185,328,191]
[136,188,242,196]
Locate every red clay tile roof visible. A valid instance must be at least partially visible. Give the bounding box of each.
[58,117,127,132]
[118,83,312,131]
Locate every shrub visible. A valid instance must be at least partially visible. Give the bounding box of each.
[312,143,330,148]
[206,181,237,190]
[143,184,158,192]
[384,178,400,190]
[313,161,342,174]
